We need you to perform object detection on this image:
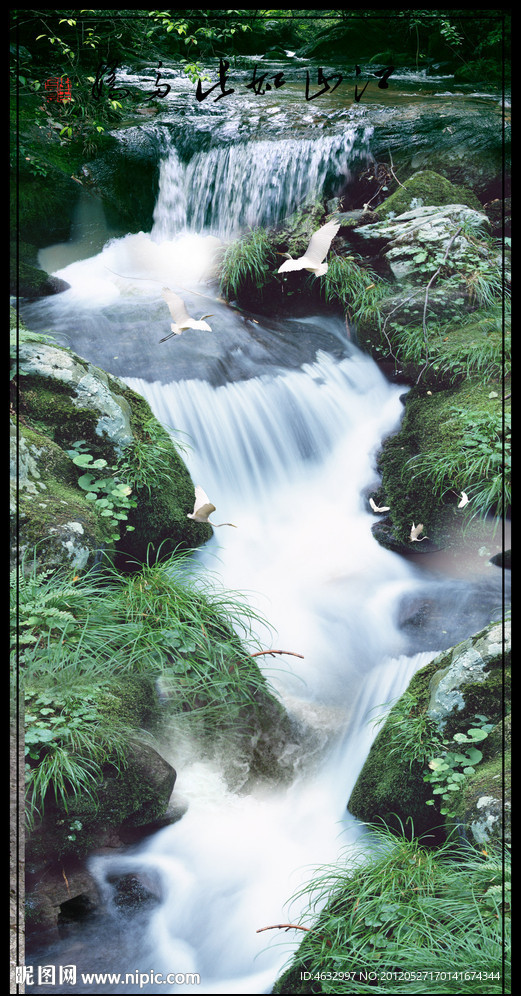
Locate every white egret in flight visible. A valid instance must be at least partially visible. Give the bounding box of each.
[187,486,237,528]
[160,288,213,341]
[277,221,340,277]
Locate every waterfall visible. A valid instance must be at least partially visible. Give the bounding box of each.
[124,349,420,705]
[152,125,374,240]
[22,67,509,993]
[30,341,442,994]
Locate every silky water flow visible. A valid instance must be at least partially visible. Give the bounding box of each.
[23,126,507,994]
[90,353,434,995]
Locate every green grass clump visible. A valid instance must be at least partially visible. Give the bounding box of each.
[391,302,510,386]
[219,227,277,301]
[275,830,510,994]
[408,404,510,524]
[13,550,277,827]
[320,254,389,325]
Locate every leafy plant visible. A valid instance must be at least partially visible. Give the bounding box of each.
[374,691,444,769]
[390,302,510,386]
[407,406,510,524]
[67,440,137,542]
[424,715,495,818]
[24,686,132,828]
[118,417,190,496]
[12,565,85,651]
[13,551,279,827]
[320,253,388,325]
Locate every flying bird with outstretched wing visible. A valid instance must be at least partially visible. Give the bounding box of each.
[278,221,340,277]
[187,486,237,528]
[160,288,214,341]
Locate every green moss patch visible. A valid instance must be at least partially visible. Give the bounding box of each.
[375,170,482,219]
[376,377,508,549]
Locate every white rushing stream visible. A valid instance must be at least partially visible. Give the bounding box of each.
[23,115,506,994]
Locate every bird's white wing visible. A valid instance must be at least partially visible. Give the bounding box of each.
[457,491,470,508]
[370,497,390,513]
[278,256,306,273]
[191,317,213,331]
[193,485,216,517]
[304,221,341,266]
[410,522,426,541]
[162,288,192,326]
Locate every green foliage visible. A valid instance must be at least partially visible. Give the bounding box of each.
[408,404,510,524]
[118,416,190,497]
[219,227,277,301]
[279,828,509,994]
[13,565,82,648]
[400,220,506,310]
[373,691,443,769]
[320,254,388,325]
[24,686,131,829]
[390,302,510,386]
[67,440,137,542]
[13,551,277,826]
[424,715,495,818]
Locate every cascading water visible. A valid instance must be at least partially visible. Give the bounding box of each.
[152,127,373,239]
[29,339,445,995]
[23,102,507,995]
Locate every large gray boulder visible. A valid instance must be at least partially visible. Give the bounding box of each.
[356,204,492,282]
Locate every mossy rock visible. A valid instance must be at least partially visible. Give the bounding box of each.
[12,331,208,572]
[455,714,510,847]
[355,285,477,364]
[10,240,70,299]
[348,619,510,841]
[347,719,442,840]
[13,420,112,571]
[426,619,510,735]
[26,742,176,864]
[374,170,482,219]
[374,378,506,551]
[272,202,327,260]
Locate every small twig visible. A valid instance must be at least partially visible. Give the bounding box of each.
[251,650,304,659]
[379,288,423,365]
[388,148,406,188]
[62,867,71,898]
[257,923,310,934]
[257,923,332,947]
[416,225,463,385]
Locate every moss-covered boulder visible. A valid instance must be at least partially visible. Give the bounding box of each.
[348,618,510,841]
[12,332,210,572]
[374,170,482,219]
[355,203,491,283]
[371,377,508,552]
[11,240,70,299]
